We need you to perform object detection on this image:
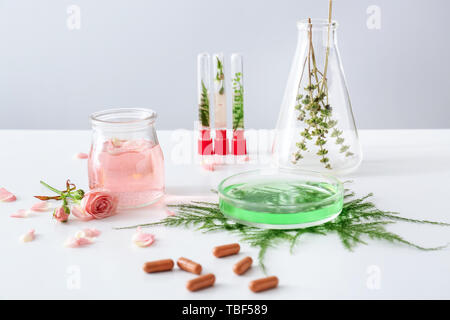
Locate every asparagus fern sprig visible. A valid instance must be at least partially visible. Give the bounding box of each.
[116,191,450,273]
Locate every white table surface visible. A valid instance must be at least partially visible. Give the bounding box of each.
[1,129,450,300]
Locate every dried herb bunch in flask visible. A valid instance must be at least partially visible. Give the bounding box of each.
[273,18,362,174]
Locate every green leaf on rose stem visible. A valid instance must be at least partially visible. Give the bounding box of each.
[40,180,63,195]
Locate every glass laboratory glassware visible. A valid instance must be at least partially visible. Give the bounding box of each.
[218,168,343,229]
[212,52,229,155]
[197,53,213,155]
[231,53,247,156]
[88,108,165,209]
[272,19,362,175]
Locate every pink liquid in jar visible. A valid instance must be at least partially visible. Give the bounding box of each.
[88,139,165,208]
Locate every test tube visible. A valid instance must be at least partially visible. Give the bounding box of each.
[212,53,229,156]
[197,53,213,155]
[231,53,247,156]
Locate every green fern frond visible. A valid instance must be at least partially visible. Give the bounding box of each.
[199,80,210,127]
[116,192,449,273]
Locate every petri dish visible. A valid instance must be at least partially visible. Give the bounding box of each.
[218,168,343,229]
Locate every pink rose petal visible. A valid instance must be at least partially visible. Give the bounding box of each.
[0,188,16,202]
[75,152,89,159]
[202,163,215,171]
[20,229,35,242]
[71,205,94,221]
[77,228,101,238]
[132,227,155,247]
[64,236,93,248]
[11,209,28,218]
[30,201,51,212]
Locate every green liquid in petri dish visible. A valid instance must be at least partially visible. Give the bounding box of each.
[219,180,343,229]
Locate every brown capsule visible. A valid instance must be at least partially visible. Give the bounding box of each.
[233,256,253,275]
[177,257,202,275]
[142,259,174,273]
[249,276,279,293]
[186,273,216,292]
[212,243,240,258]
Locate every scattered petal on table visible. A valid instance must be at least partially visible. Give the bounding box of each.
[75,152,89,159]
[11,209,28,218]
[166,209,176,216]
[202,163,215,171]
[0,188,16,202]
[76,228,101,239]
[132,227,155,248]
[20,229,35,243]
[30,201,51,212]
[71,205,93,221]
[64,236,93,248]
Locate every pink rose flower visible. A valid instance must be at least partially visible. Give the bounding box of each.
[53,206,69,223]
[81,190,118,219]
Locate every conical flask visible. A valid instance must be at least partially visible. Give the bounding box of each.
[273,19,362,175]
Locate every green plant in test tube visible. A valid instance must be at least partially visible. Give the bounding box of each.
[231,54,244,130]
[213,53,227,130]
[197,53,211,128]
[199,80,210,127]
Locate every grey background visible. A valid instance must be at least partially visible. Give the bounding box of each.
[0,0,449,130]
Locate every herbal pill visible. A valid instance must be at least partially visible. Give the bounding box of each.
[233,256,253,275]
[213,243,240,258]
[186,273,216,292]
[249,276,279,293]
[177,257,202,275]
[143,259,174,273]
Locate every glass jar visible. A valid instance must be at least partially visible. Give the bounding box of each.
[273,19,362,175]
[88,108,165,209]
